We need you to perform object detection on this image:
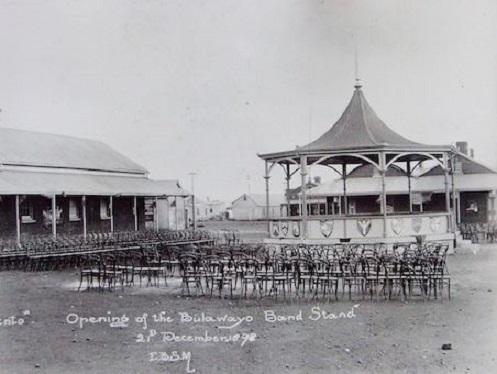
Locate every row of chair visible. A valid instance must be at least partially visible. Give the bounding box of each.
[0,229,217,271]
[459,222,497,243]
[173,242,451,301]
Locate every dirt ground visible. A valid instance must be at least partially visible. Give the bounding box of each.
[1,231,497,373]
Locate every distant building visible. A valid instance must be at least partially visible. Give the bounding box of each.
[300,148,497,225]
[195,198,227,221]
[231,194,285,220]
[144,180,192,230]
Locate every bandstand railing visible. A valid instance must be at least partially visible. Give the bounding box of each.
[267,212,454,242]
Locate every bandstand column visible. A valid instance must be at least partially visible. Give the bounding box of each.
[175,196,179,230]
[286,164,291,217]
[300,156,308,238]
[264,161,270,233]
[443,153,452,231]
[407,161,412,213]
[342,162,347,237]
[342,163,348,215]
[451,155,457,227]
[155,196,159,232]
[380,153,387,238]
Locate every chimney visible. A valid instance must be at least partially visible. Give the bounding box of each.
[470,148,474,158]
[455,141,468,155]
[313,176,321,185]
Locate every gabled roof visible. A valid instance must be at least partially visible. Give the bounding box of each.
[348,164,407,178]
[232,194,286,207]
[298,87,421,152]
[420,152,497,176]
[149,180,191,197]
[0,128,148,174]
[286,182,318,199]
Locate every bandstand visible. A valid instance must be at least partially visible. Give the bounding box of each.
[259,81,457,248]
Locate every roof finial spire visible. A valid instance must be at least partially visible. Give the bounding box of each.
[354,42,363,89]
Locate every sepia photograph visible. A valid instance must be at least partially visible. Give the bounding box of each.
[0,1,496,373]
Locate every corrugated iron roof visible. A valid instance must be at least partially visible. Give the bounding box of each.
[306,172,497,197]
[420,152,497,176]
[0,128,148,174]
[232,194,286,207]
[298,87,420,152]
[0,170,189,196]
[259,87,454,161]
[348,164,407,178]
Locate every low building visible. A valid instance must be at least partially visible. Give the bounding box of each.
[0,128,191,242]
[231,194,285,220]
[195,198,228,221]
[144,180,192,230]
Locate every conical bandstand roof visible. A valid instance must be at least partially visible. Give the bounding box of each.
[259,85,453,162]
[298,87,420,151]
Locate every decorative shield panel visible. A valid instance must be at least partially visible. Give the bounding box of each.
[412,217,422,233]
[430,217,441,233]
[357,219,372,237]
[272,222,280,237]
[292,222,300,237]
[391,218,404,236]
[280,221,289,237]
[320,220,334,238]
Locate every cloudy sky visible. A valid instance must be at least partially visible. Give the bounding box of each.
[0,0,496,202]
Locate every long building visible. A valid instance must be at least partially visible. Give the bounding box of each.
[0,128,191,242]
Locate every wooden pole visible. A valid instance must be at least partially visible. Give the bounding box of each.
[191,195,196,229]
[381,153,388,238]
[342,163,348,215]
[82,195,87,238]
[110,196,114,233]
[443,153,451,232]
[155,196,159,232]
[300,156,308,238]
[175,196,178,230]
[265,161,270,233]
[451,155,457,226]
[407,160,412,213]
[286,164,291,217]
[342,163,348,238]
[133,196,138,231]
[15,195,21,246]
[52,194,57,239]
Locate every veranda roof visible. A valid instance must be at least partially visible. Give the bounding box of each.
[306,173,497,197]
[0,170,191,197]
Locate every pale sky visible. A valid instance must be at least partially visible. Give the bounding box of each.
[1,0,496,202]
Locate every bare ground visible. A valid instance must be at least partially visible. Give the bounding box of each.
[0,244,496,374]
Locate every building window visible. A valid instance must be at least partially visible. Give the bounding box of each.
[20,199,35,223]
[69,198,81,221]
[100,198,111,220]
